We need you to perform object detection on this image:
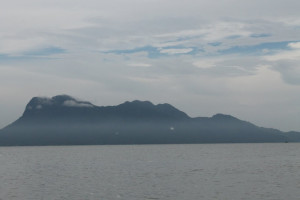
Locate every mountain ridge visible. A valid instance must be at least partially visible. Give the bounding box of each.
[0,94,299,146]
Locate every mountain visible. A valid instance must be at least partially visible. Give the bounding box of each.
[0,95,299,146]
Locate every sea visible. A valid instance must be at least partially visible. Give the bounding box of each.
[1,143,300,200]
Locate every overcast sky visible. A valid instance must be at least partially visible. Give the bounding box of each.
[1,0,300,131]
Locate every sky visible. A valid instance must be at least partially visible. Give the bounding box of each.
[1,0,300,131]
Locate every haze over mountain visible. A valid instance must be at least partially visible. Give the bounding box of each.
[0,95,299,146]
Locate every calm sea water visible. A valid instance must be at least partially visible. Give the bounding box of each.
[1,143,300,200]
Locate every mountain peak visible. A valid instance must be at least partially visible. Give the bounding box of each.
[21,96,189,121]
[122,100,154,107]
[26,96,54,110]
[24,95,94,113]
[52,95,77,104]
[212,113,238,121]
[117,100,189,120]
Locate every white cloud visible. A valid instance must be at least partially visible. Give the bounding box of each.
[36,97,53,105]
[0,38,46,55]
[264,49,300,61]
[155,22,251,42]
[263,42,300,62]
[262,42,300,85]
[63,100,93,107]
[288,42,300,49]
[193,60,216,69]
[276,17,300,26]
[160,48,193,55]
[128,63,152,67]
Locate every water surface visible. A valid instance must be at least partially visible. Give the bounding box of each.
[1,143,300,200]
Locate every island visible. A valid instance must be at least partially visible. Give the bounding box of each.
[0,95,299,146]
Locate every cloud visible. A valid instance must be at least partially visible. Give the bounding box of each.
[159,48,194,55]
[219,41,295,55]
[155,22,252,43]
[264,49,300,61]
[63,100,93,108]
[193,60,216,69]
[0,38,46,55]
[24,47,66,56]
[288,42,300,49]
[106,45,198,58]
[128,63,152,67]
[105,46,160,58]
[250,33,272,38]
[262,42,300,85]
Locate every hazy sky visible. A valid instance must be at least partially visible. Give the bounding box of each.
[1,0,300,131]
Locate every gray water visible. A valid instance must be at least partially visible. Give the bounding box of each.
[1,143,300,200]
